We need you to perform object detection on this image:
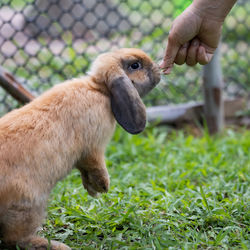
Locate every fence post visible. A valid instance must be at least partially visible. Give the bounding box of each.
[203,44,224,134]
[0,66,35,104]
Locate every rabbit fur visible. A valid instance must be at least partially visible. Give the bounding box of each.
[0,48,160,249]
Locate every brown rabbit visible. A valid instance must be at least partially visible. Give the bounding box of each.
[0,48,160,249]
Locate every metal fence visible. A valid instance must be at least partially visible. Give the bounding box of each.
[0,0,249,115]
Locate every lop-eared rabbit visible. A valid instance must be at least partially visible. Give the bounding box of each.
[0,48,160,249]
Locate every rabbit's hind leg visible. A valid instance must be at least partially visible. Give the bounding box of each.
[1,204,70,249]
[0,202,43,248]
[18,236,71,250]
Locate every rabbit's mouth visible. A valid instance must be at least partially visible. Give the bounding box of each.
[133,79,160,98]
[132,68,161,97]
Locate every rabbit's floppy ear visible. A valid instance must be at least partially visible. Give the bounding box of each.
[110,75,146,134]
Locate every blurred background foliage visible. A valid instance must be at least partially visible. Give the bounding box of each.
[0,0,249,115]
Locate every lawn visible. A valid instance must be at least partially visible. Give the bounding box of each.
[41,127,249,249]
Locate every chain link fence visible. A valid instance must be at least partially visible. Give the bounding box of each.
[0,0,249,116]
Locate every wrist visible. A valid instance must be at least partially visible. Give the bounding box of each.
[192,0,237,21]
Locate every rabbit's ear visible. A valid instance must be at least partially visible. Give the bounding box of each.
[110,76,146,134]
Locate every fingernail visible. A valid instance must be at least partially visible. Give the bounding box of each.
[163,67,172,75]
[182,42,189,48]
[193,40,199,46]
[206,53,213,63]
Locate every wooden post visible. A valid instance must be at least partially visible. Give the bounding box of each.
[203,44,224,134]
[0,66,35,104]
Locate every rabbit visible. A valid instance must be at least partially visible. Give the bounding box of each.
[0,48,160,249]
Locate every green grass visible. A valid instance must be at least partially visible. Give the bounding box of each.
[42,127,250,249]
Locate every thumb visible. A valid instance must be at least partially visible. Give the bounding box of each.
[197,45,215,65]
[160,37,180,74]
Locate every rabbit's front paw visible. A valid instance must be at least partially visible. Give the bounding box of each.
[81,169,110,197]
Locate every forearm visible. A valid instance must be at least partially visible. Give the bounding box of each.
[192,0,237,21]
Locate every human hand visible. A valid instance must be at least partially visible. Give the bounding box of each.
[160,0,236,74]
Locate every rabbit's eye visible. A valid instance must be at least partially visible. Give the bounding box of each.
[129,62,141,70]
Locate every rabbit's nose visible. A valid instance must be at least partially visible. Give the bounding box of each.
[153,62,160,73]
[153,63,161,84]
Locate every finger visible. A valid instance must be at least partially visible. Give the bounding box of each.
[186,38,200,66]
[175,42,189,65]
[160,36,181,74]
[197,46,213,65]
[162,67,172,75]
